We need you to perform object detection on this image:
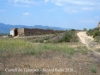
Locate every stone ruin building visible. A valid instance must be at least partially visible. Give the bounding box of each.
[10,28,64,36]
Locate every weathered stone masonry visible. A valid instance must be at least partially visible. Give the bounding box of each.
[10,28,64,36]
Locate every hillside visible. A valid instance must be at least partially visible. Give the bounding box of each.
[0,37,100,75]
[0,27,100,75]
[86,27,100,43]
[0,22,70,34]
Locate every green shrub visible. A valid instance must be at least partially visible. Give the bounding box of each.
[87,28,100,35]
[25,50,36,55]
[94,36,100,43]
[71,29,76,31]
[83,28,87,31]
[43,36,49,41]
[87,27,100,43]
[57,31,70,42]
[90,64,97,73]
[57,30,78,42]
[39,40,44,43]
[93,31,97,38]
[62,31,71,42]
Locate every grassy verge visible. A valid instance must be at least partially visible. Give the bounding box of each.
[76,46,90,54]
[0,38,98,75]
[0,38,76,57]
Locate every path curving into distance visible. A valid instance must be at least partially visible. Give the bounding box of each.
[77,31,100,55]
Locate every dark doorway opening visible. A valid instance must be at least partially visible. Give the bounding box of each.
[14,29,18,36]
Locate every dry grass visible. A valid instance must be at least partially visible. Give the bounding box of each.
[0,38,100,75]
[0,38,76,56]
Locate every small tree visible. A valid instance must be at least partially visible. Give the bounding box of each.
[83,28,87,31]
[62,31,72,42]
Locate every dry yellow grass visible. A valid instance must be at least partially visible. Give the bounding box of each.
[0,38,100,75]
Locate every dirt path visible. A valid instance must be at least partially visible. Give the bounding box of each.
[77,31,100,55]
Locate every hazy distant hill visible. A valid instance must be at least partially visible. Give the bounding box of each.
[0,22,70,34]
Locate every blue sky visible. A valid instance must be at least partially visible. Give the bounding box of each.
[0,0,100,29]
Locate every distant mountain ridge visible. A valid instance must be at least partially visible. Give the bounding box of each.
[0,22,70,34]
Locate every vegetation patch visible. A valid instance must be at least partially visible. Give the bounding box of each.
[57,30,79,43]
[0,38,76,57]
[76,46,89,54]
[90,64,97,73]
[87,28,100,43]
[0,35,100,75]
[25,29,79,43]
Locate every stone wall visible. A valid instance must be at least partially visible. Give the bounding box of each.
[10,29,15,36]
[10,28,64,36]
[23,28,56,35]
[10,28,18,36]
[18,28,24,36]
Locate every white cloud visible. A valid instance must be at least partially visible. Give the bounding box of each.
[48,0,100,13]
[62,0,95,5]
[50,0,100,6]
[55,2,63,6]
[9,0,40,6]
[23,12,30,17]
[45,0,49,3]
[63,6,80,13]
[23,12,30,15]
[8,0,100,13]
[14,0,35,4]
